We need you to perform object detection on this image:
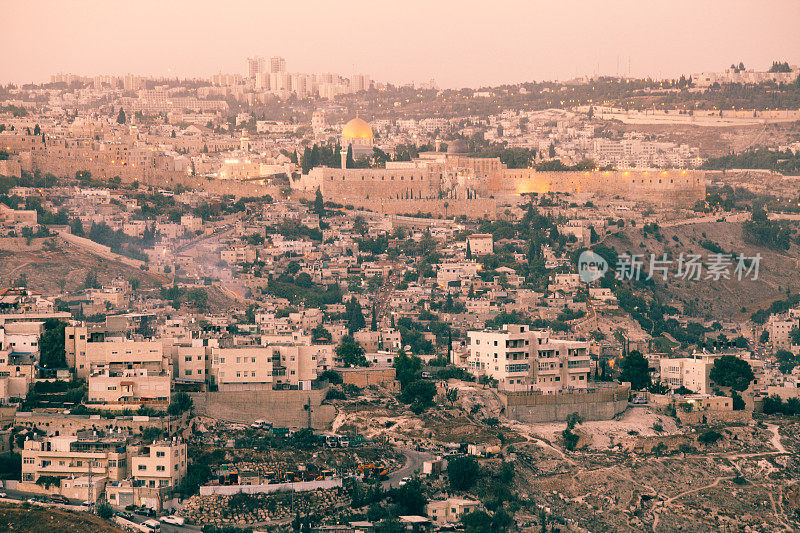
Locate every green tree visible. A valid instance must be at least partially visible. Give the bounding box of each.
[39,319,67,368]
[393,351,421,389]
[731,391,745,410]
[83,269,99,289]
[445,387,458,406]
[345,296,366,333]
[353,216,369,237]
[336,337,368,367]
[399,380,436,411]
[311,325,333,342]
[317,369,342,384]
[709,355,754,391]
[313,187,324,216]
[776,350,800,375]
[562,428,579,450]
[566,412,583,430]
[167,392,193,415]
[698,430,723,445]
[186,288,208,310]
[447,456,480,491]
[462,510,493,533]
[619,350,651,390]
[389,478,426,515]
[116,108,126,124]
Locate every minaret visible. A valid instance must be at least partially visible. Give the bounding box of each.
[340,148,347,169]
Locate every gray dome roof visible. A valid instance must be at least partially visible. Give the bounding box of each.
[447,139,468,154]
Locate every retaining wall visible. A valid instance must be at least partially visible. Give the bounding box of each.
[199,478,342,496]
[190,389,335,430]
[500,383,630,423]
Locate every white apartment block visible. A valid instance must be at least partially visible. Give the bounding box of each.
[659,352,719,394]
[437,262,480,287]
[769,315,799,351]
[210,347,273,391]
[210,342,336,391]
[220,245,257,264]
[467,324,590,392]
[22,432,128,485]
[466,233,493,256]
[176,344,208,383]
[131,439,187,490]
[66,326,170,380]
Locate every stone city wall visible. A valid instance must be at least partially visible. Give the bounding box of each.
[491,169,706,208]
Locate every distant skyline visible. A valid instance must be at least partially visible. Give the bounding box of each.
[1,0,799,88]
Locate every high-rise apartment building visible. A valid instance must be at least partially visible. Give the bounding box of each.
[270,56,287,73]
[247,56,265,79]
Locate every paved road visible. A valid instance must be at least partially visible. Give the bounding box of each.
[383,447,436,489]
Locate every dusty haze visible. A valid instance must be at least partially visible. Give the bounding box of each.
[1,0,799,87]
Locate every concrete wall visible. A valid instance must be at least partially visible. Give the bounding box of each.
[199,478,342,496]
[500,383,630,423]
[190,389,335,430]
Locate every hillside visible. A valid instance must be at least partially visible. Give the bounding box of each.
[0,503,126,532]
[605,219,800,321]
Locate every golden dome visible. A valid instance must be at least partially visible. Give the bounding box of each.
[342,117,373,139]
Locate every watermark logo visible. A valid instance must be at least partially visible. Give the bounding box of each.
[578,250,609,282]
[615,253,761,281]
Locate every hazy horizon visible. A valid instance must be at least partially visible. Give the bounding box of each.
[2,0,799,89]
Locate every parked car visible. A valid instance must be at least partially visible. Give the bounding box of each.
[160,515,185,525]
[50,495,69,504]
[142,519,161,532]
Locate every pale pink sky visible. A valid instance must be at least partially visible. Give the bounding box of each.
[2,0,799,88]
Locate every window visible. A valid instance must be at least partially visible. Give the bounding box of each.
[138,465,146,471]
[156,465,165,471]
[156,451,165,457]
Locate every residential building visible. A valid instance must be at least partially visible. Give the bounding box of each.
[467,324,590,392]
[426,498,481,525]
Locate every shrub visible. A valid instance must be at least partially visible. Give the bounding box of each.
[562,429,579,451]
[97,503,114,519]
[698,430,723,445]
[447,456,480,491]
